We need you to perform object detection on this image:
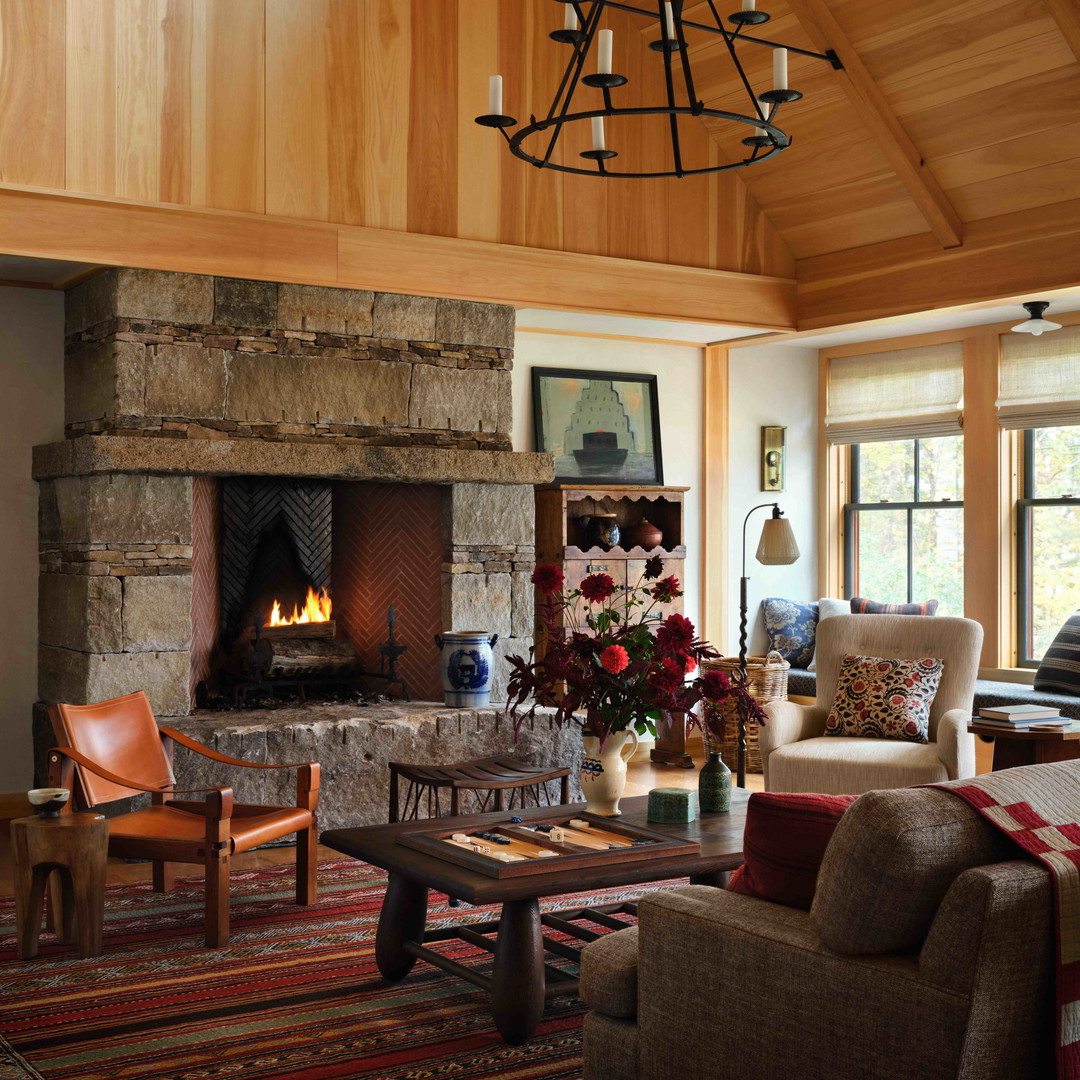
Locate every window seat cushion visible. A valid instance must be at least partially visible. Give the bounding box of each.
[786,669,1080,720]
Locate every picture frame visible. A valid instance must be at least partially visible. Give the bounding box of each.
[531,367,664,485]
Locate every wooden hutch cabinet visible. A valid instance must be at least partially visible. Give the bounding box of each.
[534,484,693,766]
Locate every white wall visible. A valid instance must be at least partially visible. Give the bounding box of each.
[0,288,65,789]
[512,332,704,636]
[727,344,819,655]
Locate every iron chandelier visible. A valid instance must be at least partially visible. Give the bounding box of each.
[475,0,843,179]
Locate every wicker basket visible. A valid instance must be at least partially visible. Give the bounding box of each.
[700,651,790,773]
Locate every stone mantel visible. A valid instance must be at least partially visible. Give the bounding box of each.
[33,435,554,486]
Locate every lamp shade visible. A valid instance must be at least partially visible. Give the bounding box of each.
[755,516,799,565]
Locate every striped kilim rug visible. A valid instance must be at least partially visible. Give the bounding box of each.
[0,859,665,1080]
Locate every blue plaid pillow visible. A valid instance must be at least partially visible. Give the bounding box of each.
[762,598,818,668]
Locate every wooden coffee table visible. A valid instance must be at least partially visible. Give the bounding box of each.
[322,791,747,1044]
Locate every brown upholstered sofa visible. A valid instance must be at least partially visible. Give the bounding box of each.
[579,783,1054,1080]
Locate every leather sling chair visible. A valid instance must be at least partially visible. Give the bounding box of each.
[47,690,319,948]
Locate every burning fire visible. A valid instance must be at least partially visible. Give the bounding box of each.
[268,586,332,627]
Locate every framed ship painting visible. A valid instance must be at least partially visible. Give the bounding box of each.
[532,368,664,484]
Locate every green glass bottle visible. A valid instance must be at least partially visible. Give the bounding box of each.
[698,751,732,812]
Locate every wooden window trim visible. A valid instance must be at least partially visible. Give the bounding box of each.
[818,318,1043,669]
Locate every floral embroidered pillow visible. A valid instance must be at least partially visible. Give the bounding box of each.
[824,654,944,744]
[762,598,818,668]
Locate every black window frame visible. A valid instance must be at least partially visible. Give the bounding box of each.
[1016,428,1080,667]
[843,438,964,605]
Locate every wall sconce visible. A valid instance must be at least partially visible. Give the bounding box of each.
[761,426,786,492]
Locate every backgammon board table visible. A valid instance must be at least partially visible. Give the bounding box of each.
[321,790,748,1044]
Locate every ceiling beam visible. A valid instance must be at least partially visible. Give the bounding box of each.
[1044,0,1080,63]
[0,183,797,331]
[796,196,1080,329]
[784,0,965,250]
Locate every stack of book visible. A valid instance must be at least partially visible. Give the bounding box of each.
[975,704,1069,729]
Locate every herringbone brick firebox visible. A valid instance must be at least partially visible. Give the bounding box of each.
[34,269,552,744]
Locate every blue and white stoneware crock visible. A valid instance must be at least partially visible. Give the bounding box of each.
[434,630,499,707]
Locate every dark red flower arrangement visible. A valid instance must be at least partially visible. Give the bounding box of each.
[507,558,765,743]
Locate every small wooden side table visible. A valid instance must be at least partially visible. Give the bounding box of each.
[967,720,1080,772]
[11,813,108,959]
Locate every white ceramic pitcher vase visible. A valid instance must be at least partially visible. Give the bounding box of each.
[580,729,639,817]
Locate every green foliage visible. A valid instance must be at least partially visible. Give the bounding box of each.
[853,436,964,614]
[1027,426,1080,658]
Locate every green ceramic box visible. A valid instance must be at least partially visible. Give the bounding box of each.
[647,786,698,824]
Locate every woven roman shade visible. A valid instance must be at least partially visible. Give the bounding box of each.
[824,342,964,445]
[998,324,1080,430]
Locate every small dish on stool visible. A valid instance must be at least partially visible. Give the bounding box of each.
[27,788,70,819]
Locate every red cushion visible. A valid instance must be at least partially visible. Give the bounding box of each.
[727,792,857,910]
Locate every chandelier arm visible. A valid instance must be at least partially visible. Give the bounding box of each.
[674,1,702,112]
[544,0,600,123]
[603,0,841,65]
[710,0,770,125]
[542,0,606,166]
[658,0,686,177]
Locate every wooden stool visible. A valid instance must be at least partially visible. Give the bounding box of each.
[388,756,572,823]
[11,813,108,959]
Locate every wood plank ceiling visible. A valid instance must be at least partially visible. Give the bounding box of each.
[674,0,1080,260]
[0,1,1077,325]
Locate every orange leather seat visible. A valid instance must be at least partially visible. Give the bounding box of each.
[48,691,320,948]
[108,805,314,853]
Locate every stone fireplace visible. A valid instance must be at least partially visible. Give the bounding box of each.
[31,270,578,823]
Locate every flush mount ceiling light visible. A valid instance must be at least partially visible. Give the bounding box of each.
[475,0,842,179]
[1011,301,1063,337]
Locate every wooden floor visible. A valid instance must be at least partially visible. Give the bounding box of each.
[0,749,760,897]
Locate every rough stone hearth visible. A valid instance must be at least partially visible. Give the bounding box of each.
[164,703,584,833]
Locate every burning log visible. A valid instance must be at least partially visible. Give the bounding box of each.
[255,621,362,678]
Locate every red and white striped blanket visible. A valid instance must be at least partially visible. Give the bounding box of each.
[938,765,1080,1080]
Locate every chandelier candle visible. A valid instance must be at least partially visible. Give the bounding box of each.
[598,28,613,75]
[564,3,579,31]
[663,1,675,37]
[773,48,788,91]
[742,0,756,8]
[592,115,606,151]
[488,75,503,116]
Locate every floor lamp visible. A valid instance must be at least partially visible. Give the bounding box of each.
[738,503,800,787]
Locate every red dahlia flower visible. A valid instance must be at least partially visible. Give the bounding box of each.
[651,657,684,693]
[643,555,665,580]
[580,573,617,603]
[683,654,698,675]
[600,645,630,674]
[656,612,695,654]
[701,669,731,701]
[650,575,682,603]
[531,563,565,596]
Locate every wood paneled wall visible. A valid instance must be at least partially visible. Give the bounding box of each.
[0,0,794,280]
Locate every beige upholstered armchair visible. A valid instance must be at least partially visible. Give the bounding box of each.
[760,614,982,794]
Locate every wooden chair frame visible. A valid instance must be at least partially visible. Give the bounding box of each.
[47,712,319,948]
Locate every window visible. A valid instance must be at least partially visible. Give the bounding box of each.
[844,436,964,613]
[1017,426,1080,665]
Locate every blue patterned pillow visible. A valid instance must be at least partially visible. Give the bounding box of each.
[762,598,818,668]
